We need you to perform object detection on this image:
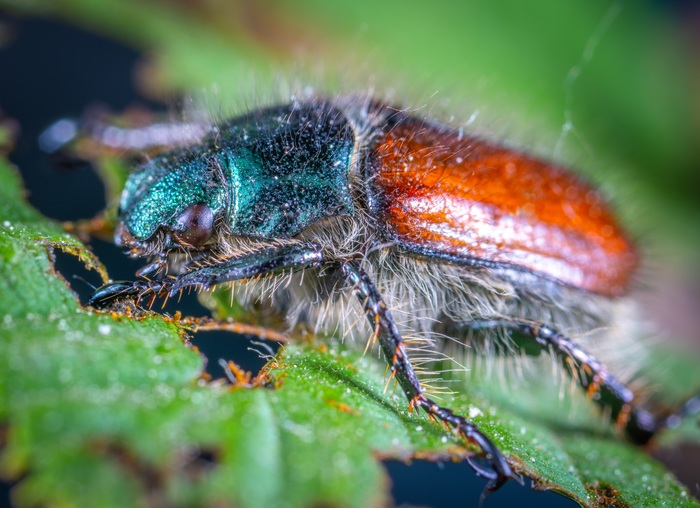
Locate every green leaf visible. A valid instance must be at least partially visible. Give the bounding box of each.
[1,1,700,506]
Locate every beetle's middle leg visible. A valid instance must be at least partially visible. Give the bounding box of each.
[340,260,513,493]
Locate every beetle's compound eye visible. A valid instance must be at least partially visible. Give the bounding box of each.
[173,203,213,246]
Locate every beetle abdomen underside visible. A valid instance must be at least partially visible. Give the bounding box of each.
[367,115,638,297]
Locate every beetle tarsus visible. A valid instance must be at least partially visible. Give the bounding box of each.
[413,394,513,487]
[88,278,165,309]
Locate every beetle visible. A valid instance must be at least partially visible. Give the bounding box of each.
[84,95,698,493]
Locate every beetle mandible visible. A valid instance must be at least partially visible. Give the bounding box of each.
[86,96,698,492]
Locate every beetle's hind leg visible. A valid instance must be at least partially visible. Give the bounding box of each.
[340,260,514,493]
[468,319,700,444]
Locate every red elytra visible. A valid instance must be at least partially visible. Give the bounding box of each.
[369,116,638,297]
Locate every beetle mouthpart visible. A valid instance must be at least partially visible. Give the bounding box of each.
[136,257,168,278]
[114,223,136,248]
[114,223,156,256]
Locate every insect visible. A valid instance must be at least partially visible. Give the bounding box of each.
[80,95,698,494]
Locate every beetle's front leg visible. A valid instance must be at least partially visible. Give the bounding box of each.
[167,243,325,295]
[340,260,514,493]
[89,243,325,308]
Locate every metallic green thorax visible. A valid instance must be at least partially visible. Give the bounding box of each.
[119,101,356,242]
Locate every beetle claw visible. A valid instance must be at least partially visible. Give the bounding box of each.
[464,434,513,492]
[88,280,144,309]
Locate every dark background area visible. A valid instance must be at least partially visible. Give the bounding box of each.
[0,4,697,506]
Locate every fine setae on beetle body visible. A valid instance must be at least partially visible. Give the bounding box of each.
[86,96,699,493]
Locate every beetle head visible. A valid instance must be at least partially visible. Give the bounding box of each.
[116,150,228,256]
